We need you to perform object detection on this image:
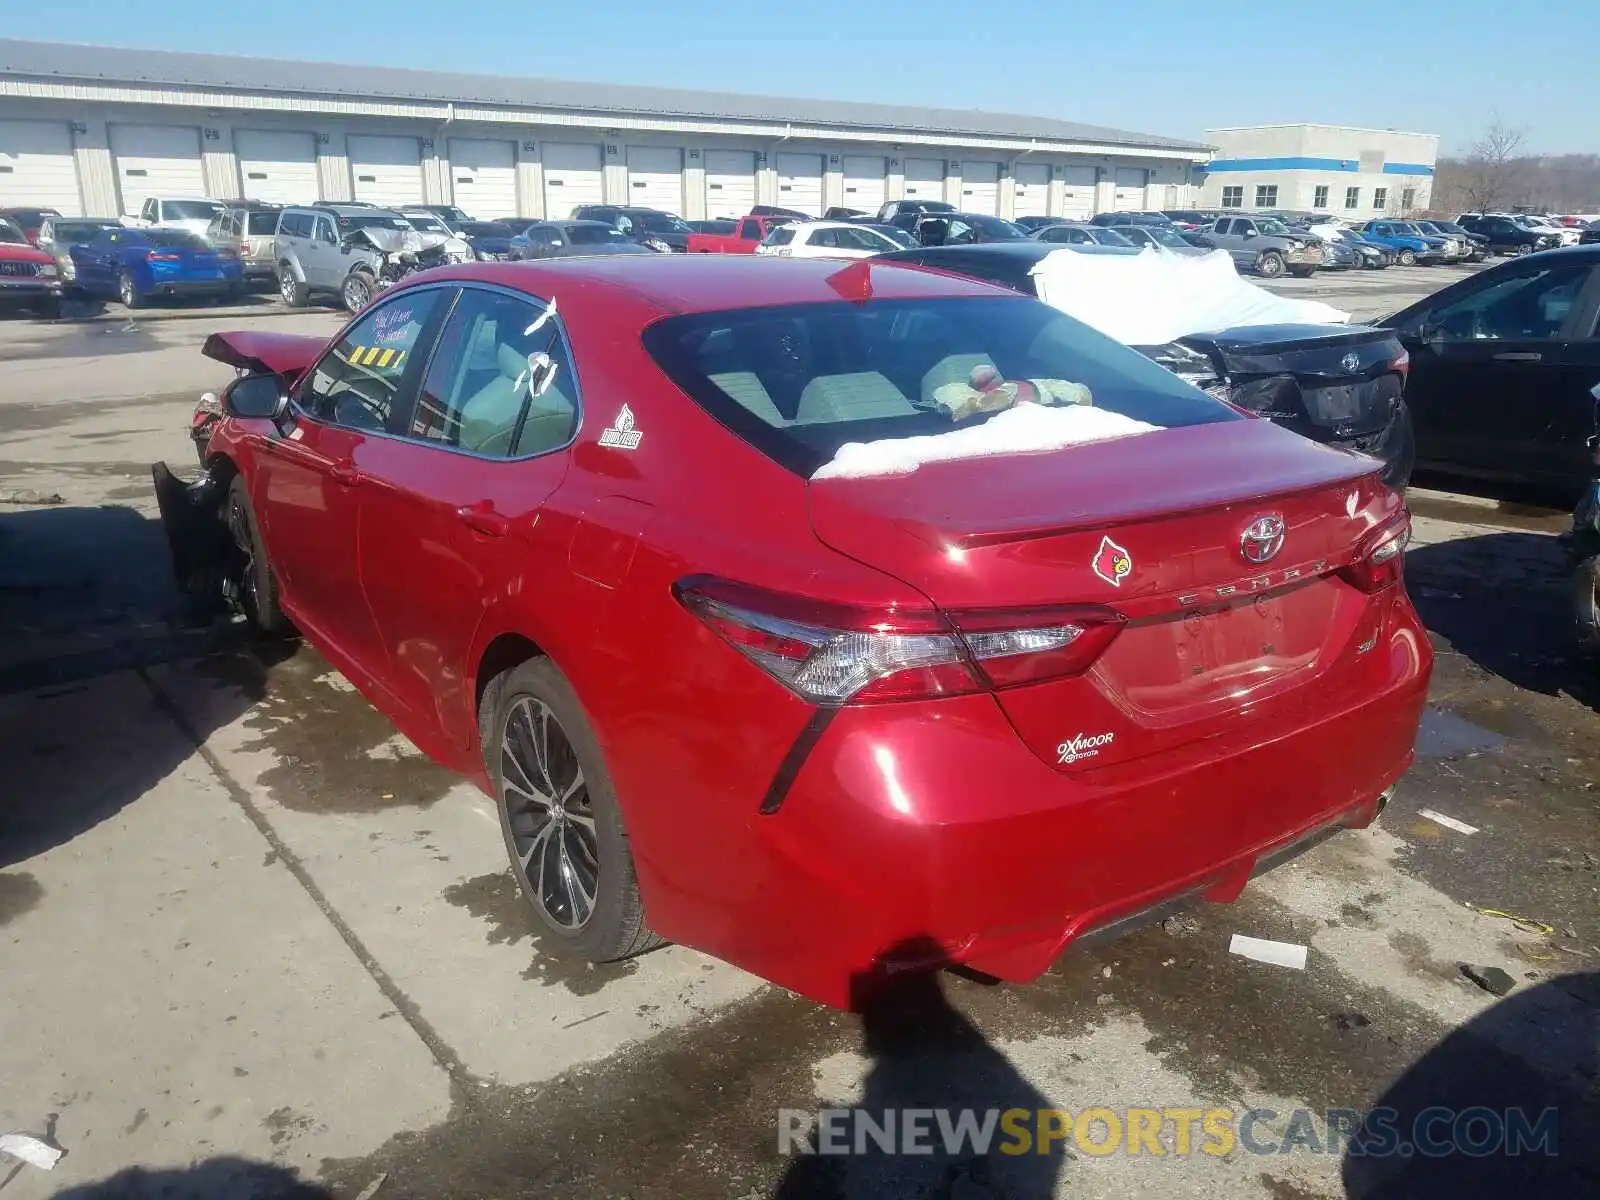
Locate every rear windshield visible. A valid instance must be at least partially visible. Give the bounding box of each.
[246,211,279,235]
[763,226,797,246]
[559,224,619,245]
[146,229,209,249]
[643,297,1233,476]
[461,221,512,238]
[166,200,223,220]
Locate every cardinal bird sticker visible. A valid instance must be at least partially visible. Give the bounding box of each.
[1092,535,1134,588]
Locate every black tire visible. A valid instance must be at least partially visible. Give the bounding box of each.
[1255,250,1285,278]
[118,271,143,309]
[278,267,308,308]
[1288,265,1316,278]
[225,474,291,635]
[32,294,61,320]
[342,270,375,314]
[482,658,661,962]
[1397,249,1416,267]
[1515,243,1534,257]
[1575,555,1600,660]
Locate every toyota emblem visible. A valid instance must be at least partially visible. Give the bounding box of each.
[1240,515,1286,564]
[1340,352,1361,373]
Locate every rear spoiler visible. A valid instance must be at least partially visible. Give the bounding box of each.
[201,330,324,380]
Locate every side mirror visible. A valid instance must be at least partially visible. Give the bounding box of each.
[225,374,289,420]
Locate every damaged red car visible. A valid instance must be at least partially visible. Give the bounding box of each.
[154,255,1431,1008]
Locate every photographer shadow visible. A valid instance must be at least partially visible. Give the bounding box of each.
[774,939,1067,1200]
[1342,971,1600,1198]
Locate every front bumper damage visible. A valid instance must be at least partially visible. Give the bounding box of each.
[151,459,236,608]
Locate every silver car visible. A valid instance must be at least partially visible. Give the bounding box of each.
[206,203,281,283]
[274,204,412,312]
[36,217,120,283]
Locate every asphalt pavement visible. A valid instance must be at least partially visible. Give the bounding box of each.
[1,278,1596,1200]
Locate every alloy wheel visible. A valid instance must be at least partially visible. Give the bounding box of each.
[501,696,599,930]
[120,274,135,306]
[344,275,371,312]
[280,273,296,303]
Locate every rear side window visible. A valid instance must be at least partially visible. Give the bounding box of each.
[409,289,578,457]
[643,297,1234,477]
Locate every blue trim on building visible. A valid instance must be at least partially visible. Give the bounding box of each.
[1206,156,1433,177]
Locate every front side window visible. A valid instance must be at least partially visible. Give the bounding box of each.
[299,290,443,430]
[1374,188,1388,211]
[1220,186,1243,208]
[1313,186,1330,209]
[642,297,1235,477]
[1254,185,1278,208]
[1423,262,1594,342]
[1345,187,1360,209]
[315,217,336,244]
[409,289,579,457]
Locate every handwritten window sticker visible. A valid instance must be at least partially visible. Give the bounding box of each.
[519,351,558,398]
[523,295,558,339]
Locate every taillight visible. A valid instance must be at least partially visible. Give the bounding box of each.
[146,250,182,262]
[1389,349,1410,383]
[1339,512,1411,593]
[675,577,1124,705]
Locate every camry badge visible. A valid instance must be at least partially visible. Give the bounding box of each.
[1240,515,1286,565]
[1340,351,1362,373]
[1092,535,1134,588]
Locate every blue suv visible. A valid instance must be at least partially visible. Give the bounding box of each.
[1357,220,1449,267]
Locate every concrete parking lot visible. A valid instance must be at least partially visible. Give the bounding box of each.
[2,267,1596,1200]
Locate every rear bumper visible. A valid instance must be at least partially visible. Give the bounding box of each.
[146,279,238,296]
[729,599,1430,1006]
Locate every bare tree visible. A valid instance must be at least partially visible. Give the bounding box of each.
[1461,117,1528,213]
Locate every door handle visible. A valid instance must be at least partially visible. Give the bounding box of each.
[456,504,510,537]
[1492,351,1542,363]
[329,463,364,487]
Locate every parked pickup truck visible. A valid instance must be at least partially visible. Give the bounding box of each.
[686,213,797,253]
[1195,215,1323,278]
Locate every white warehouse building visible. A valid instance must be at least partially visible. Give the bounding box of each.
[0,40,1208,225]
[1199,124,1438,219]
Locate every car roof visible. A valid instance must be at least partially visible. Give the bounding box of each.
[409,253,1020,319]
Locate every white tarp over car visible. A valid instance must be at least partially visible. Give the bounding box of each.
[1028,247,1350,346]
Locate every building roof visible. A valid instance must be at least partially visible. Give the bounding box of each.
[0,39,1208,154]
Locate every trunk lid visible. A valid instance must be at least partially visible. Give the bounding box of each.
[808,418,1402,771]
[1184,323,1406,437]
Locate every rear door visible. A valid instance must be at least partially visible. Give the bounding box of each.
[356,284,578,746]
[1397,257,1599,485]
[255,289,446,676]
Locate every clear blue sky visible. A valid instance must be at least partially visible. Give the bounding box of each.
[36,0,1599,155]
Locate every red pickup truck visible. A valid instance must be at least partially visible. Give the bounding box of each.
[686,214,796,254]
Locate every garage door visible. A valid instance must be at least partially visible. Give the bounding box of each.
[1114,167,1149,211]
[234,129,318,206]
[542,142,603,217]
[110,124,204,215]
[1061,165,1097,220]
[703,149,755,220]
[628,146,684,214]
[903,157,945,203]
[347,135,424,207]
[0,120,81,215]
[449,138,518,219]
[1013,163,1050,218]
[959,162,1000,215]
[776,153,824,217]
[841,155,885,214]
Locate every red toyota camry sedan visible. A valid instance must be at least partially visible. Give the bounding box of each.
[156,255,1430,1008]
